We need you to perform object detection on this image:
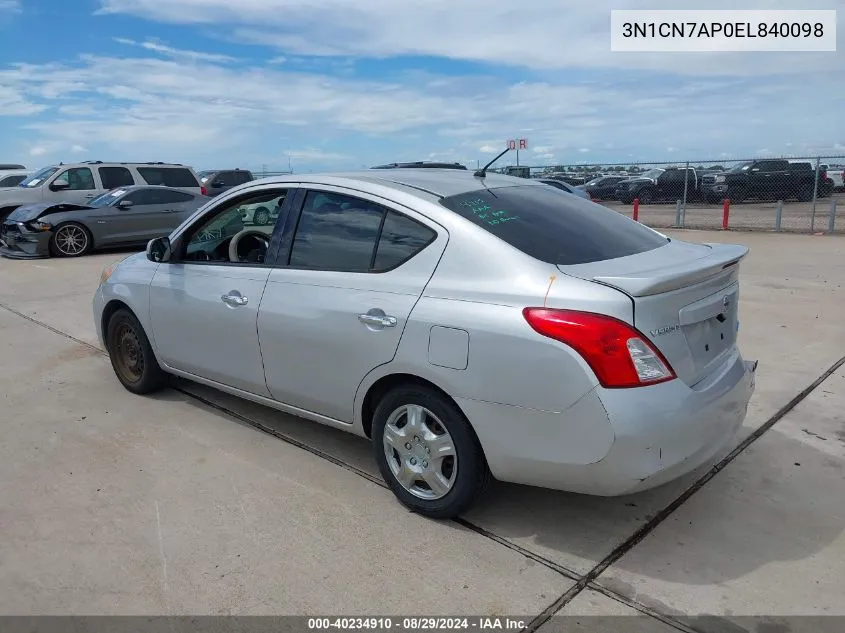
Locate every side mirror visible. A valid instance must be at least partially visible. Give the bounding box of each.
[51,178,70,191]
[146,236,171,263]
[117,199,134,209]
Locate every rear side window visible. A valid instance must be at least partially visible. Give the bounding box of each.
[99,167,134,189]
[439,185,668,265]
[373,211,436,271]
[0,174,25,187]
[232,171,252,184]
[137,167,200,188]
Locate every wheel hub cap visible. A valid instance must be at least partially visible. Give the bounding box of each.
[382,404,457,500]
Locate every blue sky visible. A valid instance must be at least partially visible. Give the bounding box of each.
[0,0,843,173]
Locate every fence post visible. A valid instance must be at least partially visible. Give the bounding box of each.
[681,160,690,228]
[810,156,820,233]
[722,198,730,230]
[633,197,639,222]
[775,200,783,232]
[829,199,838,234]
[675,199,682,226]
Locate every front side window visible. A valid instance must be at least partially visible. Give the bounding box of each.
[439,185,668,266]
[180,190,286,264]
[55,167,95,190]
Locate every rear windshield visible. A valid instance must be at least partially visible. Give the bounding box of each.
[438,185,668,265]
[137,167,199,188]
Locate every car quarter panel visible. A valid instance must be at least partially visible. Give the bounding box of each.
[93,253,159,350]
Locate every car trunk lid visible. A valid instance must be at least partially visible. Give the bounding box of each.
[557,240,748,386]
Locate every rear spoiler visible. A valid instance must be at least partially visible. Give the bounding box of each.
[566,242,748,298]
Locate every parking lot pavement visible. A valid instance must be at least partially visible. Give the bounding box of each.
[595,366,845,621]
[0,228,843,624]
[0,309,570,615]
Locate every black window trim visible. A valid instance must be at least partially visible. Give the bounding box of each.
[136,166,200,189]
[166,186,296,268]
[98,166,134,190]
[275,186,438,274]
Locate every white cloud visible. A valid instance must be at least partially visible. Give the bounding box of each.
[0,0,20,13]
[97,0,845,77]
[0,86,47,116]
[287,148,349,161]
[29,145,48,156]
[113,37,238,63]
[71,144,88,153]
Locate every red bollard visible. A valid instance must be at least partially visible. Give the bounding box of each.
[722,198,730,230]
[633,197,639,222]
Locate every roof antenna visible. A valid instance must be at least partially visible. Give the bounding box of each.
[474,147,511,178]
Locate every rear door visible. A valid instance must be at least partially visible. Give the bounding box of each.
[257,186,446,422]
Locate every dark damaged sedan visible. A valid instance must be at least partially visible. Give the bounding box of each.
[0,185,207,259]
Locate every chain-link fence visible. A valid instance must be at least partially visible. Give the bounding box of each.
[526,157,845,234]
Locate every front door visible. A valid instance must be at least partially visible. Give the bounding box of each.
[147,186,293,395]
[257,187,446,422]
[46,167,100,205]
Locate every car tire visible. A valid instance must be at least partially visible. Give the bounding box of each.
[252,206,271,225]
[637,188,655,204]
[796,185,814,202]
[49,222,93,257]
[106,308,169,395]
[372,385,491,519]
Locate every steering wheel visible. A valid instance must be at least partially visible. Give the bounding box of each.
[228,229,271,263]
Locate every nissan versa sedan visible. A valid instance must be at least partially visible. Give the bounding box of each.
[1,185,206,258]
[93,169,757,518]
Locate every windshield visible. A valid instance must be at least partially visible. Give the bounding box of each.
[639,169,664,180]
[586,177,604,185]
[729,162,753,172]
[87,189,127,208]
[18,166,59,188]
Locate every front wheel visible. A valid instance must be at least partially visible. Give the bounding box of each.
[106,308,168,394]
[372,385,491,519]
[50,222,92,257]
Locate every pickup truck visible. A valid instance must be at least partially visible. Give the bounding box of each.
[700,160,829,204]
[615,167,701,204]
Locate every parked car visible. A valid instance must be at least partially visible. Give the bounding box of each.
[371,161,467,170]
[197,168,254,197]
[0,163,26,170]
[0,185,206,259]
[239,191,289,225]
[700,160,824,204]
[580,176,629,200]
[826,165,845,191]
[0,170,32,188]
[538,178,591,199]
[93,169,757,519]
[0,161,202,222]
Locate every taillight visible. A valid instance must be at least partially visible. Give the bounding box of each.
[522,308,676,388]
[201,185,207,196]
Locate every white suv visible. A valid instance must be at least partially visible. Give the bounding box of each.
[0,161,203,221]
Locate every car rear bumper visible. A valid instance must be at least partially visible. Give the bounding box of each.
[460,350,756,496]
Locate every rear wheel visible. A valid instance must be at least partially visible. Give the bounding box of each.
[637,188,655,204]
[372,385,491,519]
[106,308,168,394]
[796,185,814,202]
[50,222,92,257]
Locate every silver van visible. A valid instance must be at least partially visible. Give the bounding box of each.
[0,161,203,221]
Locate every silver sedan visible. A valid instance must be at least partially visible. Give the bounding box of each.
[93,169,757,518]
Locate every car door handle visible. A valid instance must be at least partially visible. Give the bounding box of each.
[358,313,397,327]
[83,194,95,198]
[160,209,174,213]
[221,293,248,307]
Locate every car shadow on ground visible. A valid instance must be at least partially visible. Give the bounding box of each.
[148,378,844,588]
